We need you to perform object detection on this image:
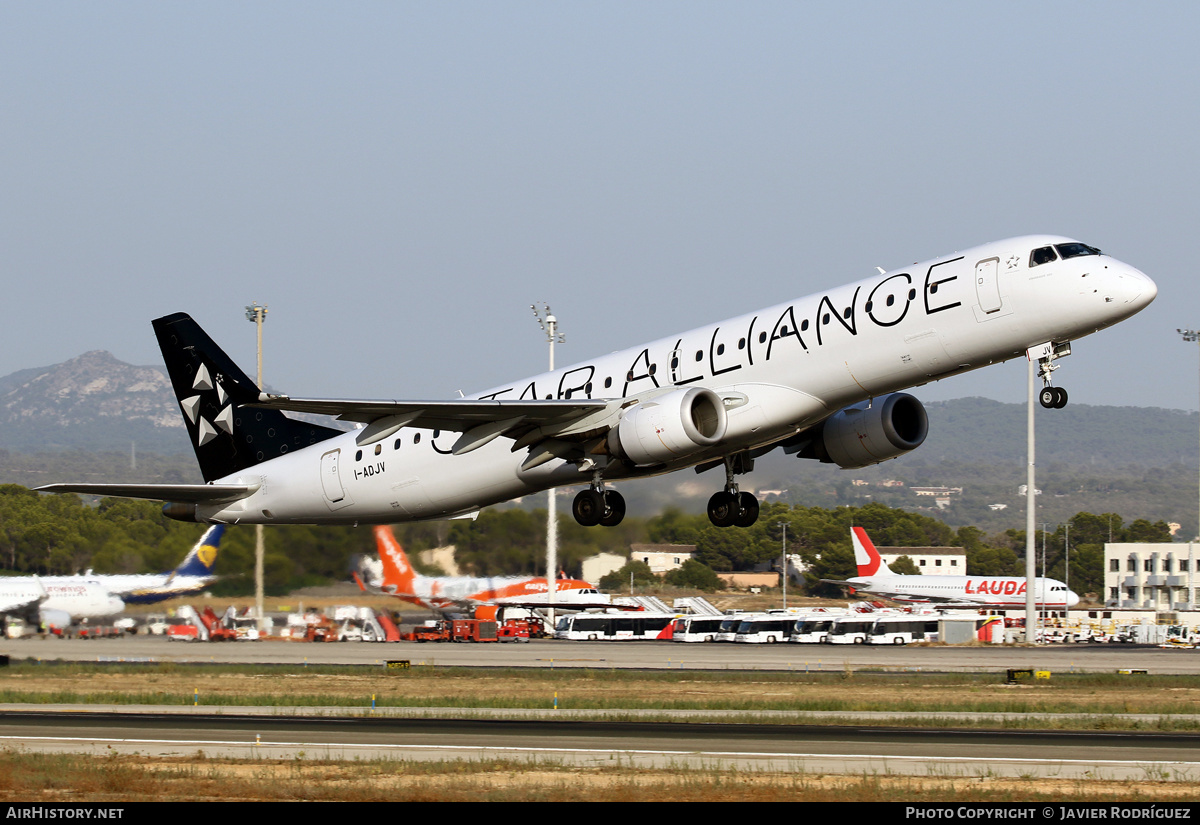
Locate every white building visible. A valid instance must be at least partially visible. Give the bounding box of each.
[877,546,966,576]
[1104,542,1199,610]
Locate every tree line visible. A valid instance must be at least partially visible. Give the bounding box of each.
[0,485,1172,598]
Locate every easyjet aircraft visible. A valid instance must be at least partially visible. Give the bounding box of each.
[37,236,1155,528]
[822,526,1079,609]
[357,525,600,610]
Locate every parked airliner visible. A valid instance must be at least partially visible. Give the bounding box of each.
[356,525,601,610]
[823,527,1079,609]
[0,577,124,629]
[36,236,1155,528]
[39,525,225,605]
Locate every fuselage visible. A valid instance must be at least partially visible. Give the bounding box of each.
[844,573,1079,609]
[197,235,1156,525]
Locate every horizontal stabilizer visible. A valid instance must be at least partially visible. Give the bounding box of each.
[34,483,258,505]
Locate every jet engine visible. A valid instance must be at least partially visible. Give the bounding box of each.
[607,387,728,467]
[812,392,928,469]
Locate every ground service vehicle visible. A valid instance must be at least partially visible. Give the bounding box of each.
[554,612,675,641]
[866,615,940,645]
[671,615,727,642]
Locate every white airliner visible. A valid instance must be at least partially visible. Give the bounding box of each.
[39,525,225,605]
[823,527,1079,609]
[0,577,124,629]
[356,525,604,610]
[36,236,1155,529]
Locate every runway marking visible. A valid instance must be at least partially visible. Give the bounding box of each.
[2,735,1196,769]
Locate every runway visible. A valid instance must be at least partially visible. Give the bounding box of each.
[0,708,1197,779]
[3,635,1199,674]
[3,636,1198,780]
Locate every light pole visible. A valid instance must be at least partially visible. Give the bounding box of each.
[1178,329,1200,542]
[778,522,788,609]
[532,304,565,623]
[246,302,267,634]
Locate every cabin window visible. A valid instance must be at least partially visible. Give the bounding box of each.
[738,338,746,349]
[393,438,402,450]
[758,332,767,343]
[695,350,703,361]
[801,319,809,331]
[413,433,421,444]
[716,343,725,355]
[355,450,363,461]
[604,377,612,388]
[843,307,852,319]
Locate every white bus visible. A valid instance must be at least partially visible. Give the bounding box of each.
[715,614,758,643]
[671,615,727,642]
[867,615,940,645]
[554,612,676,641]
[732,614,800,644]
[826,615,881,644]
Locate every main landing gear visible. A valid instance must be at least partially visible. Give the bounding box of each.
[571,474,626,527]
[706,455,759,528]
[1033,341,1072,410]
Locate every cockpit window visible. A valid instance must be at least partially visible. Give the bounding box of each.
[1054,242,1101,260]
[1030,246,1058,267]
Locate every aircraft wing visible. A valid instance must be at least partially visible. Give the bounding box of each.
[0,580,46,616]
[250,394,610,429]
[33,483,259,504]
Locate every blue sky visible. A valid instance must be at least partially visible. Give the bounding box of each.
[1,2,1196,409]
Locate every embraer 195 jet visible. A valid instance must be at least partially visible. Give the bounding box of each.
[37,236,1155,529]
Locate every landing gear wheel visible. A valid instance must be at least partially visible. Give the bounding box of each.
[572,489,604,527]
[734,491,760,527]
[1040,386,1068,409]
[707,491,739,527]
[598,490,626,527]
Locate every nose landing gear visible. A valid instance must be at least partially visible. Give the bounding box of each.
[1032,341,1072,409]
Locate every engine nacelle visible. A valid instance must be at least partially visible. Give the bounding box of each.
[817,393,928,469]
[608,387,728,467]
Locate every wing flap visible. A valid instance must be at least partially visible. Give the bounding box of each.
[34,483,258,505]
[250,394,609,432]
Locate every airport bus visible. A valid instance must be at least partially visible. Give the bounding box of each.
[554,611,676,641]
[866,615,940,645]
[715,613,757,642]
[671,615,727,642]
[789,609,852,644]
[732,613,802,644]
[825,614,882,644]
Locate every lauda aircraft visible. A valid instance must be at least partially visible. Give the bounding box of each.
[823,527,1079,609]
[37,236,1155,528]
[356,525,601,610]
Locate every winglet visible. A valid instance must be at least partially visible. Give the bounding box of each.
[374,526,417,594]
[851,526,892,577]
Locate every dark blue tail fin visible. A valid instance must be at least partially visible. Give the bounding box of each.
[153,313,341,482]
[172,525,225,577]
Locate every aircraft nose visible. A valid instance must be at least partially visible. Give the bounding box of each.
[1067,590,1080,608]
[1114,265,1157,311]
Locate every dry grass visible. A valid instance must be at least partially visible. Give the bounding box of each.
[2,662,1198,722]
[1,751,1197,802]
